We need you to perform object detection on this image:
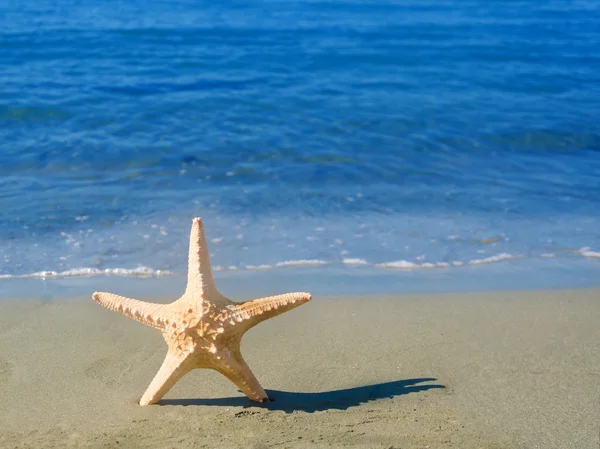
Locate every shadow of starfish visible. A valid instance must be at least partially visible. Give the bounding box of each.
[159,377,445,412]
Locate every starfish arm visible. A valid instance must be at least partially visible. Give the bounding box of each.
[92,292,169,331]
[139,350,193,406]
[228,292,311,332]
[185,217,218,297]
[217,346,268,402]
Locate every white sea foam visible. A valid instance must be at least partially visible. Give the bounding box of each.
[1,248,596,280]
[375,260,450,269]
[579,247,600,258]
[0,266,173,279]
[467,253,517,265]
[275,259,328,268]
[245,264,273,270]
[376,254,520,269]
[342,258,368,266]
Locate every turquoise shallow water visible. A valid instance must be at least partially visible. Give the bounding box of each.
[1,0,599,295]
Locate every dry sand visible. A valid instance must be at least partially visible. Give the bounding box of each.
[0,289,599,448]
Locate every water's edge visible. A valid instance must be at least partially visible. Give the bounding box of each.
[2,258,600,302]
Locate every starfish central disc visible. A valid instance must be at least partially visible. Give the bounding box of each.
[170,305,225,356]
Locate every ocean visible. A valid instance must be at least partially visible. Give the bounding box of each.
[1,0,599,298]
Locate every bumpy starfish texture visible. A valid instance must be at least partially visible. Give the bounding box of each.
[92,218,311,406]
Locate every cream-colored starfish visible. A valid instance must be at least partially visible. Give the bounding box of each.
[92,218,311,406]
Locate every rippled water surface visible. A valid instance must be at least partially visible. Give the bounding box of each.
[1,0,599,294]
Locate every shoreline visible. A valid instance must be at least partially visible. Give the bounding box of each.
[1,289,599,448]
[1,259,600,302]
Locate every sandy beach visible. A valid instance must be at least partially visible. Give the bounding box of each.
[0,288,598,448]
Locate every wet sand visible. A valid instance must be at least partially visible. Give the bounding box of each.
[0,289,598,448]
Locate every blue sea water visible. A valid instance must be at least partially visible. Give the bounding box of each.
[1,0,600,297]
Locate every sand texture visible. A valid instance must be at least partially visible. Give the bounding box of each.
[0,289,599,448]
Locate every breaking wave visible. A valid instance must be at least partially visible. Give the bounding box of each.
[1,250,597,280]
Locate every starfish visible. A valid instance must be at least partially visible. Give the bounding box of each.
[92,218,311,406]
